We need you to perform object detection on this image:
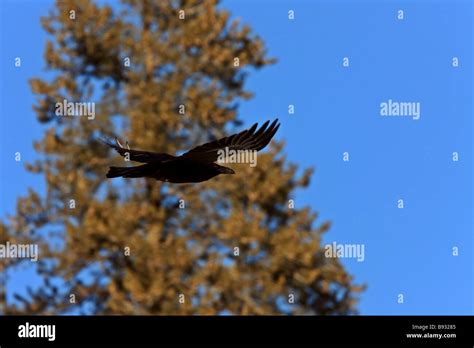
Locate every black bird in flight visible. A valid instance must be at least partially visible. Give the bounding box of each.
[104,119,280,183]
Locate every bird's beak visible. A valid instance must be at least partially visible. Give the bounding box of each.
[220,167,235,175]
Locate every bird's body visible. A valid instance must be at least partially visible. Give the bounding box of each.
[104,119,279,183]
[107,157,234,183]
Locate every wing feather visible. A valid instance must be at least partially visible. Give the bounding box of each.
[102,137,175,163]
[181,119,280,163]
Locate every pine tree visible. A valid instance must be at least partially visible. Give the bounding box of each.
[0,0,363,315]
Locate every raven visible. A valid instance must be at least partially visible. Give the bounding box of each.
[104,119,280,183]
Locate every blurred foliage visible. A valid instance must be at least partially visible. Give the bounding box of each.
[0,0,363,315]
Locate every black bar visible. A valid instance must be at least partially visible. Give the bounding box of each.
[0,315,472,345]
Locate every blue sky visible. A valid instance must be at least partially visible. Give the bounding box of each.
[1,0,472,314]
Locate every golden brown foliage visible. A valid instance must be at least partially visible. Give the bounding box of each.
[1,0,363,315]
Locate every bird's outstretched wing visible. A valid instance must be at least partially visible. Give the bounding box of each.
[181,119,280,163]
[102,137,175,163]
